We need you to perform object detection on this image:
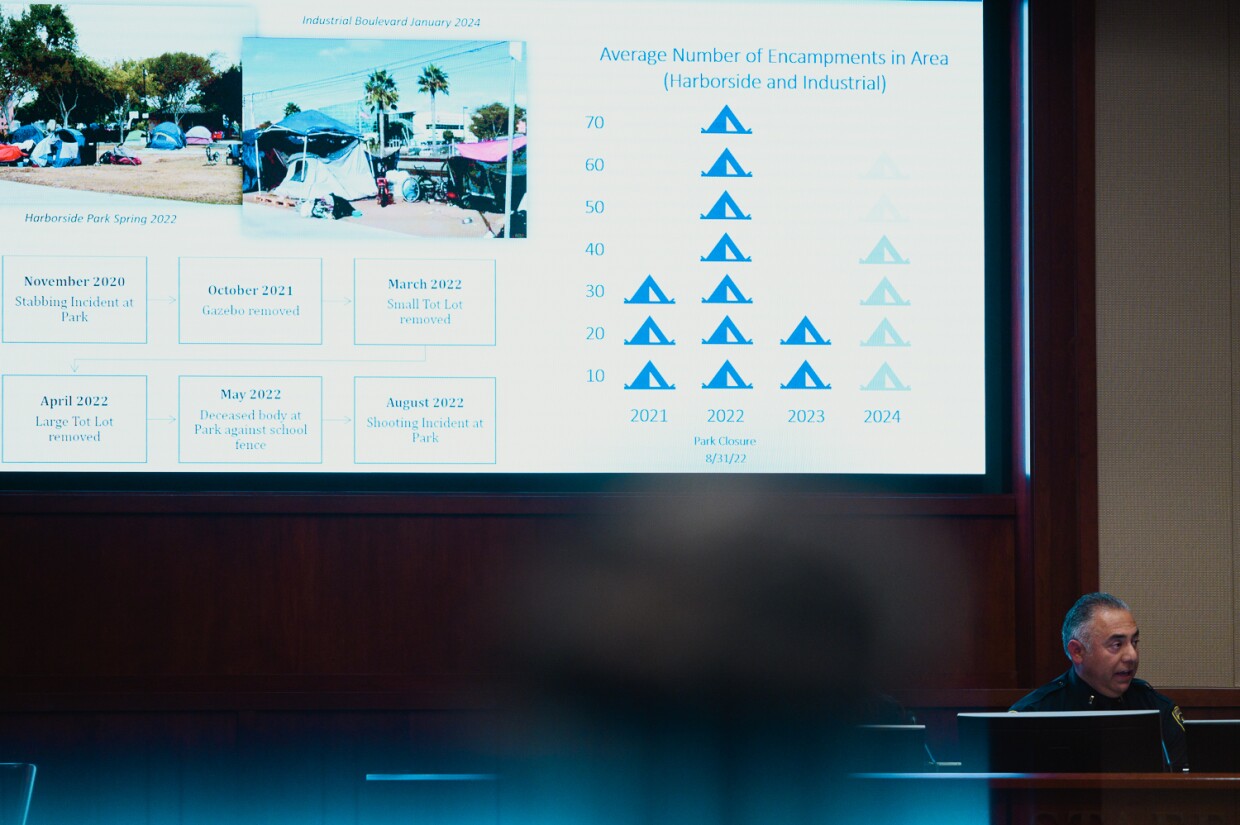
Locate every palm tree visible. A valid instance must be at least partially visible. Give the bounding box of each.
[283,101,301,117]
[416,64,449,144]
[363,69,399,147]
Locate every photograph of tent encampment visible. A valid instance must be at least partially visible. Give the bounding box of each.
[0,3,252,204]
[242,37,528,238]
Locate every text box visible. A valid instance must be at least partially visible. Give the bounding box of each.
[2,256,148,343]
[179,257,322,344]
[354,259,495,346]
[178,376,323,464]
[354,376,495,464]
[1,374,147,463]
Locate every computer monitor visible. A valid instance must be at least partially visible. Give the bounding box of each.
[1185,720,1240,772]
[957,711,1165,773]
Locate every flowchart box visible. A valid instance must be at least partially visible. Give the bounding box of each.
[178,376,323,464]
[354,259,495,346]
[1,374,148,463]
[1,255,148,343]
[179,257,323,344]
[354,376,495,464]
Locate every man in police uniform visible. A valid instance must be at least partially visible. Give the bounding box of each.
[1010,592,1188,771]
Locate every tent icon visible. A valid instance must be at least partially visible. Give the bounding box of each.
[625,361,675,390]
[701,148,753,178]
[625,275,675,305]
[625,317,675,346]
[781,361,831,390]
[860,277,910,307]
[780,316,830,346]
[700,191,752,220]
[701,234,751,263]
[703,360,753,389]
[701,105,752,135]
[703,275,752,304]
[861,362,911,391]
[861,318,910,347]
[860,235,909,265]
[702,316,752,345]
[865,195,906,222]
[863,153,907,179]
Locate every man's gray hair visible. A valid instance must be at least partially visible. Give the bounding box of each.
[1062,592,1130,658]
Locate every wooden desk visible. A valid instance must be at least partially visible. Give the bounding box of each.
[852,773,1240,825]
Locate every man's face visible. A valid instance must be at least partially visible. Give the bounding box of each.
[1068,607,1139,699]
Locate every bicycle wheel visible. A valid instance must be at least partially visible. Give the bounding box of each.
[416,176,437,203]
[400,177,419,203]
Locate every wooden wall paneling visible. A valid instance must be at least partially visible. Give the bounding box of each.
[1024,0,1100,683]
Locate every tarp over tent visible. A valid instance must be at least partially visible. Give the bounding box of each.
[256,110,376,200]
[185,125,212,145]
[271,151,377,201]
[445,143,527,211]
[30,128,84,167]
[148,121,185,150]
[9,123,45,146]
[455,135,527,162]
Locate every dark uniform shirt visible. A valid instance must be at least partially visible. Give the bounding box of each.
[1009,667,1188,771]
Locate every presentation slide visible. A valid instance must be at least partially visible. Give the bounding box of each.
[0,0,987,476]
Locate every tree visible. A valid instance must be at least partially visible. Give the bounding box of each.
[283,101,301,117]
[470,102,526,142]
[363,68,398,147]
[104,58,144,138]
[198,62,241,129]
[42,52,109,126]
[143,51,215,126]
[0,4,77,125]
[416,63,449,142]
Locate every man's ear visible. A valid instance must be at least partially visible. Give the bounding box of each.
[1067,638,1086,664]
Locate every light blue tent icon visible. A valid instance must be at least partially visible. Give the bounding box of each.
[625,275,675,304]
[702,105,752,135]
[703,275,752,304]
[861,362,911,391]
[625,361,675,390]
[861,318,910,347]
[780,316,831,346]
[860,235,909,265]
[700,191,752,220]
[781,361,831,390]
[703,360,753,389]
[702,316,752,345]
[701,148,753,178]
[625,316,675,346]
[861,277,910,307]
[701,234,751,263]
[863,153,907,179]
[865,195,906,222]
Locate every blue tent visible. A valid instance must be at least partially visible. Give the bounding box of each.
[240,128,259,192]
[31,127,85,167]
[9,123,45,145]
[147,121,185,150]
[255,109,367,192]
[258,110,361,159]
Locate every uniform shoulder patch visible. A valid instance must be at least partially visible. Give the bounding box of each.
[1172,705,1185,731]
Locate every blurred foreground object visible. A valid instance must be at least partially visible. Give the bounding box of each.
[497,491,972,824]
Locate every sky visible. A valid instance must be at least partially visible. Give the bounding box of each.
[242,38,527,129]
[0,3,251,67]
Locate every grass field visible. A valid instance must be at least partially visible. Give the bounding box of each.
[0,145,241,204]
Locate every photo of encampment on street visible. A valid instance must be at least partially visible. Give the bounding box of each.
[241,38,528,238]
[0,3,249,205]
